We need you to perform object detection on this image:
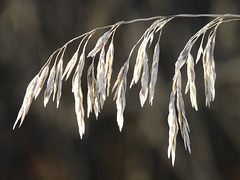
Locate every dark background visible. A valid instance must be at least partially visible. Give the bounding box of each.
[1,0,240,179]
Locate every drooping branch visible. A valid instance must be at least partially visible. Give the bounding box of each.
[14,14,240,166]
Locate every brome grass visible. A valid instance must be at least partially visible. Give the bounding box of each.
[14,14,240,166]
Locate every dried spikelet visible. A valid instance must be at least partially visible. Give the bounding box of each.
[203,54,210,106]
[13,75,39,129]
[113,62,129,131]
[93,85,100,119]
[105,40,114,96]
[116,81,126,131]
[196,33,205,64]
[210,57,216,99]
[87,64,94,118]
[202,27,218,107]
[149,38,160,105]
[209,29,218,101]
[174,70,191,153]
[88,30,111,58]
[202,21,221,107]
[73,84,85,138]
[185,54,198,111]
[172,73,178,95]
[72,34,92,94]
[44,63,56,107]
[175,71,191,152]
[139,51,149,107]
[53,58,63,102]
[167,91,178,166]
[168,70,191,166]
[176,90,191,153]
[74,88,85,139]
[72,53,85,93]
[34,64,50,99]
[56,58,63,108]
[87,62,100,119]
[96,47,106,108]
[62,50,79,81]
[72,57,85,138]
[130,40,146,88]
[112,62,127,94]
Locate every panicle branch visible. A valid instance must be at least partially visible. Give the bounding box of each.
[14,14,240,166]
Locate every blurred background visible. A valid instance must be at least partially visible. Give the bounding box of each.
[1,0,240,179]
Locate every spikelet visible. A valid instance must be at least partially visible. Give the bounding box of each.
[202,27,218,107]
[175,71,191,153]
[185,54,198,111]
[87,62,100,119]
[113,61,129,131]
[167,91,178,166]
[105,40,114,96]
[74,87,85,139]
[115,81,126,131]
[96,47,106,108]
[87,64,94,118]
[13,75,39,129]
[53,58,63,101]
[176,90,191,153]
[139,51,149,107]
[93,80,100,119]
[63,50,79,81]
[72,54,85,138]
[112,61,126,94]
[130,39,147,88]
[149,38,160,105]
[34,64,50,99]
[195,33,205,64]
[72,53,85,92]
[44,63,56,107]
[55,58,63,108]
